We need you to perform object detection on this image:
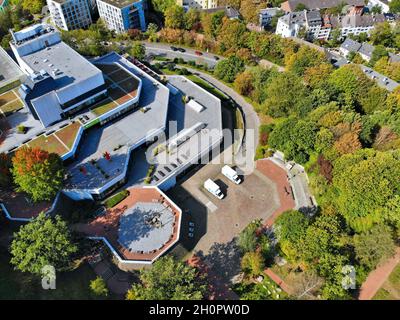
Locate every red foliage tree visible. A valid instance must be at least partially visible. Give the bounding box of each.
[317,154,333,184]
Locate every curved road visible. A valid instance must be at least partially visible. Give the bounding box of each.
[143,43,260,169]
[143,41,222,68]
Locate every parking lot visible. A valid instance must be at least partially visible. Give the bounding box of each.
[167,162,283,255]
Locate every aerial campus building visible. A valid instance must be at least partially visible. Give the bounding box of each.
[96,0,147,32]
[47,0,94,31]
[0,23,223,266]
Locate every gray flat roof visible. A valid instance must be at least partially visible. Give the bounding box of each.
[149,76,223,185]
[0,47,24,89]
[98,0,139,8]
[65,53,169,191]
[22,41,101,89]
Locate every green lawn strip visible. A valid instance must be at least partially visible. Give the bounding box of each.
[91,98,118,116]
[55,122,81,149]
[185,74,228,101]
[0,99,24,115]
[104,189,129,209]
[27,134,68,156]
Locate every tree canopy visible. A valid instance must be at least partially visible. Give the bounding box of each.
[126,256,206,300]
[10,213,77,275]
[11,147,65,202]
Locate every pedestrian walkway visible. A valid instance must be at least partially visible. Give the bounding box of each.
[358,247,400,300]
[264,268,293,295]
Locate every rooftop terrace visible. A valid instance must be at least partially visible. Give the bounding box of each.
[75,186,182,263]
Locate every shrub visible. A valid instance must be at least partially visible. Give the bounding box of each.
[105,190,129,208]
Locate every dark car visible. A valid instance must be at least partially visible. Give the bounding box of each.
[214,56,220,60]
[170,46,178,51]
[177,47,186,52]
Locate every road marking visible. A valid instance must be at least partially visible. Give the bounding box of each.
[206,201,218,212]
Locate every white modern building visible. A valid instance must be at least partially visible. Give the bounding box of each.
[47,0,93,31]
[259,7,280,29]
[96,0,147,32]
[276,10,387,40]
[9,24,106,127]
[177,0,218,10]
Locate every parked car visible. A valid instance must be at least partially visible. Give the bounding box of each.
[194,50,203,56]
[170,46,178,51]
[221,165,241,185]
[204,179,224,200]
[214,56,220,60]
[177,47,186,52]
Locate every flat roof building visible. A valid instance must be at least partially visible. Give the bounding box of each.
[9,24,106,127]
[47,0,93,31]
[96,0,147,32]
[0,47,25,92]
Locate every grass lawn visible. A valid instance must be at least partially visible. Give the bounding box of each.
[0,91,23,116]
[27,134,69,156]
[55,122,82,149]
[91,98,118,116]
[104,189,130,209]
[0,250,108,300]
[373,263,400,300]
[185,74,228,101]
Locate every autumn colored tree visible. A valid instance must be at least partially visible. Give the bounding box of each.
[234,70,254,96]
[303,63,333,89]
[334,132,362,155]
[317,155,333,183]
[11,147,64,202]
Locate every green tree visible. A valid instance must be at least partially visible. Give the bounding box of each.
[126,256,206,300]
[90,277,109,297]
[370,22,393,47]
[333,149,400,232]
[185,8,200,31]
[390,0,400,13]
[214,56,245,82]
[145,23,158,42]
[268,118,317,163]
[10,213,77,275]
[128,41,145,60]
[11,147,64,202]
[150,0,175,15]
[165,5,186,29]
[369,45,389,67]
[237,220,261,253]
[353,224,396,270]
[216,17,247,52]
[262,72,309,118]
[21,0,44,14]
[275,210,309,262]
[241,251,264,277]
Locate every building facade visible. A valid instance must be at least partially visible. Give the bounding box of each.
[177,0,218,10]
[96,0,147,32]
[276,10,387,40]
[47,0,93,31]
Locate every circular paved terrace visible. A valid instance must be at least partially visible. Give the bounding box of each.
[118,202,175,254]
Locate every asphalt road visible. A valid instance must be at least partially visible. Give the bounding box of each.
[143,42,222,68]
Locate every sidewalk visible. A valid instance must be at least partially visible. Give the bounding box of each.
[264,268,293,295]
[358,247,400,300]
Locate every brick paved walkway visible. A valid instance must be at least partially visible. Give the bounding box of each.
[358,247,400,300]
